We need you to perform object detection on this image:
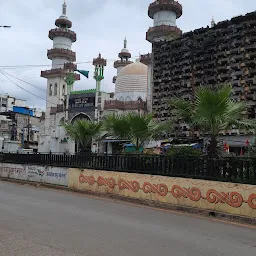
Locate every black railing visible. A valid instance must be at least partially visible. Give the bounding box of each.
[0,153,256,185]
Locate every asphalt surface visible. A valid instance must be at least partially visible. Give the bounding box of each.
[0,181,255,256]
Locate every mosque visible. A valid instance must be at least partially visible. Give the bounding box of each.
[38,1,151,154]
[39,0,255,154]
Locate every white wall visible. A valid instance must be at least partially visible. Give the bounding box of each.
[114,92,147,101]
[153,10,177,27]
[0,163,68,187]
[53,36,72,50]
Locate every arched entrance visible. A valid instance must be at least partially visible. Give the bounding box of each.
[71,113,92,153]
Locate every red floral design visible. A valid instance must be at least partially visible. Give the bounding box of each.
[79,174,95,185]
[248,194,256,209]
[118,179,140,192]
[171,185,201,201]
[97,176,116,189]
[206,189,243,208]
[142,182,168,196]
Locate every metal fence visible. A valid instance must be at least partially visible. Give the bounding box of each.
[0,153,255,185]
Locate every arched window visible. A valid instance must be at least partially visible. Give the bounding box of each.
[49,84,53,96]
[62,85,66,95]
[59,117,65,125]
[125,96,132,102]
[138,97,142,103]
[54,83,58,96]
[119,96,124,102]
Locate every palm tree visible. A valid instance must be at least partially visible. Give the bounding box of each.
[62,119,103,153]
[170,85,256,156]
[104,112,169,153]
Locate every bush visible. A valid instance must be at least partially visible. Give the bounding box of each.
[167,146,202,157]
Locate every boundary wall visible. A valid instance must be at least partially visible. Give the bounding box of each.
[1,163,255,219]
[0,163,68,186]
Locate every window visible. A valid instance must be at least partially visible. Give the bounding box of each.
[119,96,124,102]
[62,85,66,95]
[54,83,58,96]
[49,84,53,96]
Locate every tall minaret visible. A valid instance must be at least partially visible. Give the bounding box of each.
[113,38,133,84]
[41,0,80,126]
[211,17,216,28]
[142,0,183,113]
[93,53,107,122]
[41,1,79,133]
[146,0,183,43]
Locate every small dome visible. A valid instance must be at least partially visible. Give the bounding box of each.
[121,48,129,53]
[115,62,148,94]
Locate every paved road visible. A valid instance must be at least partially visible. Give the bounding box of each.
[0,181,255,256]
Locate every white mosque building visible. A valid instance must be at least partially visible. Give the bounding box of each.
[104,38,148,115]
[38,1,150,154]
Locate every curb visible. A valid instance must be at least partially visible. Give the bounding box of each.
[1,177,255,226]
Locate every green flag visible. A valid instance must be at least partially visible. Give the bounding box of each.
[76,70,89,78]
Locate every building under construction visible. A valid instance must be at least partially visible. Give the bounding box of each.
[151,11,256,132]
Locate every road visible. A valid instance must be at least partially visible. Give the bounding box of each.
[0,181,255,256]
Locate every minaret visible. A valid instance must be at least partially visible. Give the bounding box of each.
[41,1,80,129]
[211,17,216,28]
[113,37,133,84]
[143,0,183,113]
[146,0,183,43]
[93,53,107,121]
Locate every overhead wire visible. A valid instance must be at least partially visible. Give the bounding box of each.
[0,70,55,105]
[1,70,46,93]
[0,56,140,70]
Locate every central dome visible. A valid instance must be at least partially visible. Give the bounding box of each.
[115,61,148,95]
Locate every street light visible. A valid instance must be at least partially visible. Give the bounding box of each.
[0,26,11,28]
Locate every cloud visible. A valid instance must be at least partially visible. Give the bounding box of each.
[0,0,255,110]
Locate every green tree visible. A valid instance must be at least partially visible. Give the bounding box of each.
[62,119,103,153]
[104,112,170,152]
[170,85,256,156]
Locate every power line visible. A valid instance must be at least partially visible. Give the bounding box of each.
[1,70,46,93]
[0,71,55,105]
[0,56,140,70]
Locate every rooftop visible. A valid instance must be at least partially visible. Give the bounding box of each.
[70,89,96,95]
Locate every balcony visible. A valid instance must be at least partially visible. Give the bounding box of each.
[49,28,76,42]
[140,53,152,65]
[47,48,76,62]
[113,60,133,69]
[64,62,77,71]
[146,25,182,43]
[148,0,182,19]
[104,100,147,111]
[41,68,80,80]
[55,18,72,29]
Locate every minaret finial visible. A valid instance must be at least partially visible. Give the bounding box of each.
[124,37,127,49]
[62,0,67,15]
[211,16,215,28]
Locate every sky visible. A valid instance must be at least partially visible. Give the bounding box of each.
[0,0,255,110]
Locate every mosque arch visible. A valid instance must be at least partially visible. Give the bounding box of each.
[70,113,92,153]
[125,96,132,102]
[71,113,92,124]
[59,117,65,125]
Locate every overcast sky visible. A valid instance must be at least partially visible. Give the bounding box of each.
[0,0,255,110]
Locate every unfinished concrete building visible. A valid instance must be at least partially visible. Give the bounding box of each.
[152,11,256,132]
